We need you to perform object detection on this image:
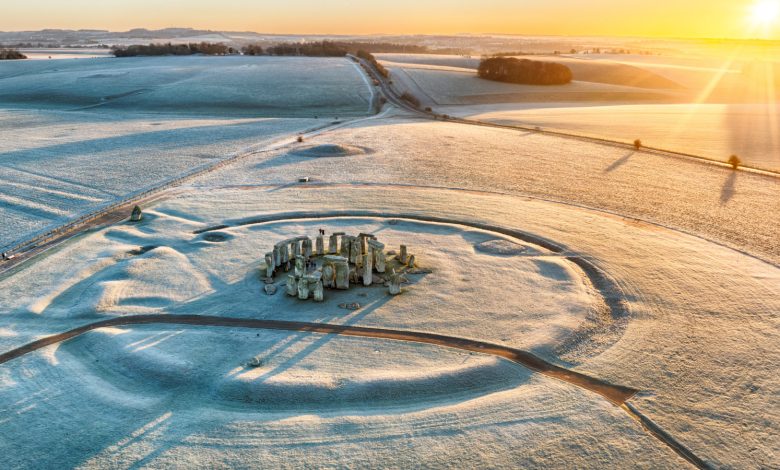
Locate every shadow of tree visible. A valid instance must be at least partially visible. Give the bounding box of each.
[604,151,635,173]
[720,172,737,204]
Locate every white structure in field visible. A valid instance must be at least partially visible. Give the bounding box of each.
[264,230,417,301]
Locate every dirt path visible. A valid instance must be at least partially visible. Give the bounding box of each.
[0,313,711,468]
[0,313,638,405]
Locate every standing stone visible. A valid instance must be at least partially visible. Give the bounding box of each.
[291,240,300,258]
[326,255,349,290]
[280,244,290,264]
[362,252,373,286]
[286,275,297,296]
[273,244,282,268]
[265,252,275,278]
[295,255,305,277]
[407,254,416,269]
[130,205,143,222]
[368,240,386,273]
[297,277,310,300]
[388,268,404,295]
[302,237,313,258]
[316,235,324,256]
[313,280,324,302]
[349,237,361,264]
[399,245,408,265]
[328,234,339,254]
[322,262,336,288]
[340,236,351,258]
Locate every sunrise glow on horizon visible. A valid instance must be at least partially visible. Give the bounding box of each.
[2,0,780,40]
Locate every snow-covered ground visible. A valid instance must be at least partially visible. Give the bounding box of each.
[1,56,778,468]
[379,53,780,170]
[17,48,113,60]
[194,118,780,265]
[0,56,372,249]
[0,327,679,468]
[0,56,372,117]
[445,103,780,171]
[1,111,778,466]
[0,110,319,249]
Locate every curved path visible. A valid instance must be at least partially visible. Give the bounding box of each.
[0,314,637,405]
[196,210,630,325]
[0,314,710,468]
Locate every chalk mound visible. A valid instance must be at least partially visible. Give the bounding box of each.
[291,144,369,158]
[65,247,212,314]
[200,232,233,243]
[474,239,528,256]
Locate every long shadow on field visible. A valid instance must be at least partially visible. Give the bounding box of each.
[720,172,737,204]
[604,151,635,173]
[250,294,395,385]
[0,120,294,168]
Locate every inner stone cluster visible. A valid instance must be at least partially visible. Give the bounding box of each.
[264,231,418,302]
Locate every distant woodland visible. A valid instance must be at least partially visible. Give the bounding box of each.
[477,57,573,85]
[0,49,27,60]
[111,42,238,57]
[252,41,434,57]
[111,41,437,58]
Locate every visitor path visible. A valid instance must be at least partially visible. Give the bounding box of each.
[0,314,709,468]
[0,314,638,405]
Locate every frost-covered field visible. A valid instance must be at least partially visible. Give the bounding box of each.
[383,62,674,107]
[0,56,372,117]
[380,53,780,170]
[0,56,372,249]
[198,117,780,264]
[447,103,780,171]
[0,110,319,249]
[0,110,778,467]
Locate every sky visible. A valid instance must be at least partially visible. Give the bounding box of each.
[2,0,779,40]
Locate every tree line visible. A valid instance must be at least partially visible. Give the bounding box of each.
[111,42,237,57]
[262,41,348,57]
[477,57,572,85]
[244,41,432,57]
[0,49,27,60]
[109,40,438,61]
[356,50,389,78]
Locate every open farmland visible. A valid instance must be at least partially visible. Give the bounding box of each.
[447,103,780,171]
[0,46,778,469]
[0,56,372,249]
[0,56,373,117]
[379,53,780,170]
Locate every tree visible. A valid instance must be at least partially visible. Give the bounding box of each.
[477,57,573,85]
[242,44,264,56]
[0,48,27,60]
[728,154,741,170]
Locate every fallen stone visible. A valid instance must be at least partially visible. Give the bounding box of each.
[338,302,361,310]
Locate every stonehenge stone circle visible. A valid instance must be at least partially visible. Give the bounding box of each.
[267,230,419,302]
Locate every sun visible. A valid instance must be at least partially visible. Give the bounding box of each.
[751,0,780,26]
